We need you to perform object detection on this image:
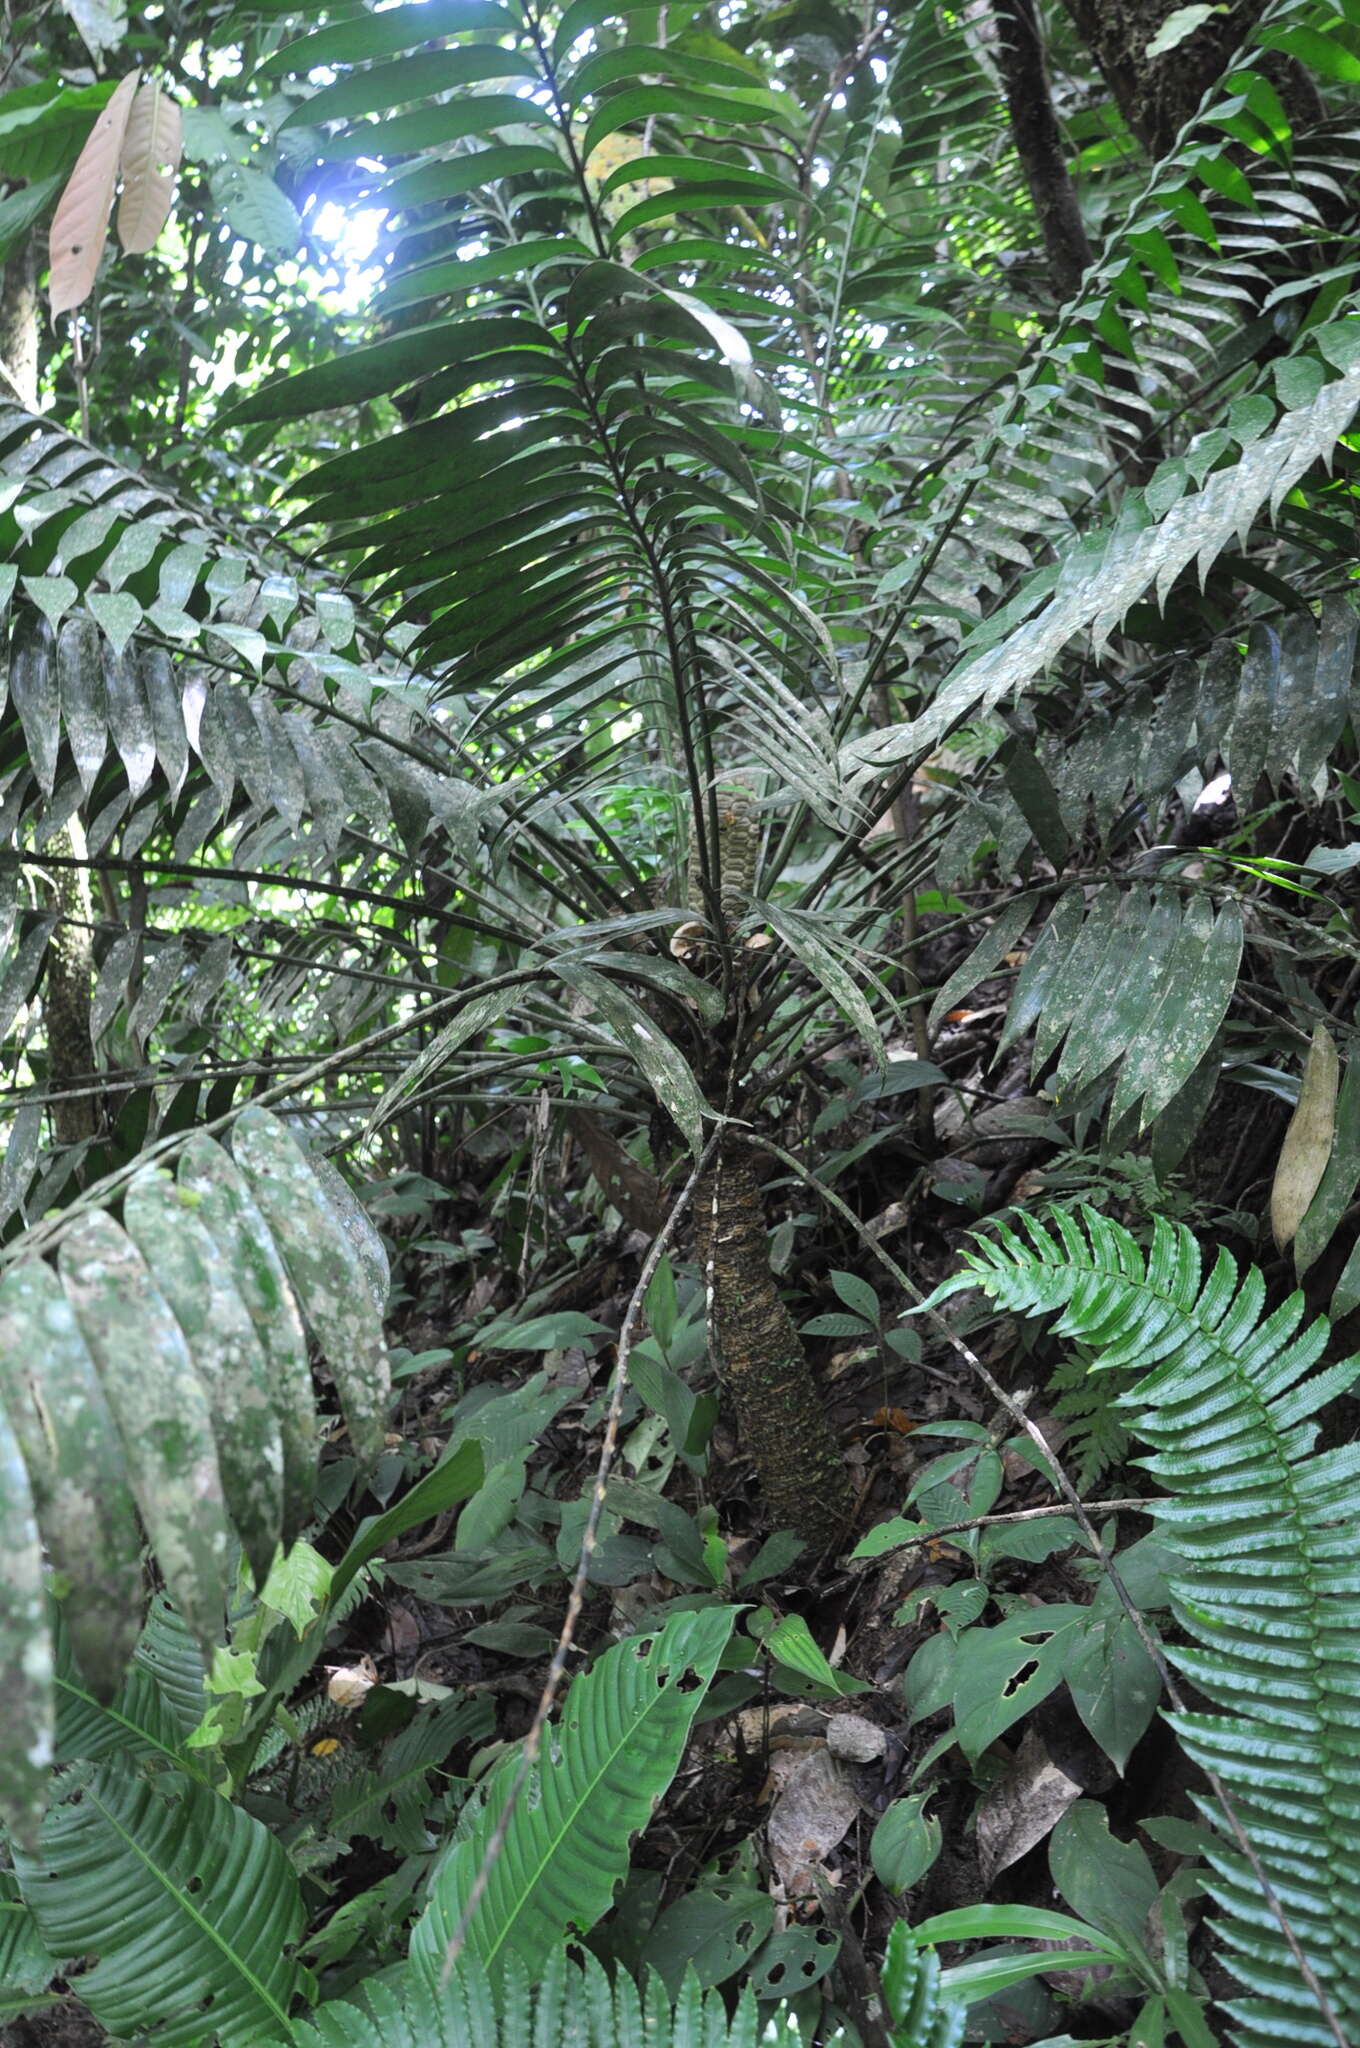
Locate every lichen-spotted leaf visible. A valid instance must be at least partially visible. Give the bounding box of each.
[0,1260,144,1701]
[177,1134,318,1548]
[57,1211,231,1651]
[0,1396,52,1846]
[232,1108,391,1471]
[123,1169,284,1589]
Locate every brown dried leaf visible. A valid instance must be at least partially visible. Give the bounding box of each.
[49,70,140,315]
[117,77,181,254]
[766,1745,861,1905]
[1271,1023,1339,1251]
[975,1724,1083,1884]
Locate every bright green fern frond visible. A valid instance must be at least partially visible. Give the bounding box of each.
[935,1205,1360,2048]
[271,1935,964,2048]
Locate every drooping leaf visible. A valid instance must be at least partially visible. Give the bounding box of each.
[116,76,181,253]
[122,1167,284,1590]
[0,1396,52,1847]
[0,1260,144,1701]
[57,1210,232,1651]
[49,69,140,314]
[232,1106,391,1470]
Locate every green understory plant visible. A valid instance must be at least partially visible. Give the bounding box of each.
[924,1205,1360,2048]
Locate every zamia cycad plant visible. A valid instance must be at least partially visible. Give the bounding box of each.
[931,1206,1360,2048]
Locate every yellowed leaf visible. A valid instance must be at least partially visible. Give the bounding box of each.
[117,77,181,255]
[49,70,140,316]
[1271,1023,1339,1251]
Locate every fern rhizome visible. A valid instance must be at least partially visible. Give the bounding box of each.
[931,1205,1360,2048]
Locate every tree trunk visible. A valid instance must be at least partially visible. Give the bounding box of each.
[1057,0,1320,159]
[697,1144,853,1549]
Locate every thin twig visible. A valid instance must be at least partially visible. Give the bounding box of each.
[870,1498,1148,1551]
[438,1130,723,1986]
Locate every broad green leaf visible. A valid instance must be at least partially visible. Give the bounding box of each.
[16,1764,303,2045]
[760,1613,872,1696]
[1130,898,1243,1129]
[57,1211,232,1651]
[1050,1801,1159,1964]
[210,162,301,254]
[122,1167,284,1590]
[55,610,108,794]
[261,0,520,72]
[0,1397,51,1846]
[950,1605,1088,1758]
[998,885,1083,1059]
[872,1792,943,1892]
[410,1606,737,1972]
[1063,1611,1161,1774]
[177,1135,318,1549]
[292,46,535,126]
[1034,887,1120,1073]
[0,1260,143,1701]
[233,1107,391,1471]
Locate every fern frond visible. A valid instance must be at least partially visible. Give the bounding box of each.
[936,1205,1360,2048]
[270,1932,963,2048]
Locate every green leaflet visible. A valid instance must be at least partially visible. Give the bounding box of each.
[0,1260,143,1702]
[1008,886,1242,1132]
[57,1210,233,1653]
[15,1763,303,2046]
[122,1167,285,1591]
[935,1205,1360,2048]
[410,1606,738,1975]
[841,361,1360,773]
[0,1396,51,1847]
[559,963,707,1154]
[177,1134,319,1549]
[927,892,1034,1037]
[233,1107,392,1472]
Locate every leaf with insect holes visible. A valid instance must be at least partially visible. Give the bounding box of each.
[117,78,181,254]
[49,71,140,315]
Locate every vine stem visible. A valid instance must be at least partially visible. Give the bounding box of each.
[437,1130,724,1987]
[738,1130,1350,2048]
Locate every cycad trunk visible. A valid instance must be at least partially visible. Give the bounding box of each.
[697,1145,852,1548]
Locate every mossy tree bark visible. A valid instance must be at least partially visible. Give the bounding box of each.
[697,1144,853,1549]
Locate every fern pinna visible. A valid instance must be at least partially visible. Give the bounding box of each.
[930,1205,1360,2048]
